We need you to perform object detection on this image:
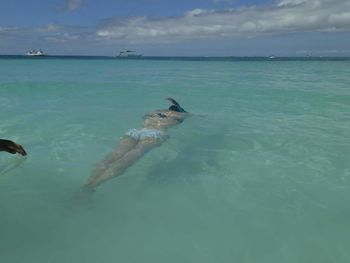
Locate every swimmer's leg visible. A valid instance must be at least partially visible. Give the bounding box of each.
[73,136,138,202]
[90,136,137,180]
[84,137,164,189]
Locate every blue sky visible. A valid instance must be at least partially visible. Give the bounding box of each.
[0,0,349,56]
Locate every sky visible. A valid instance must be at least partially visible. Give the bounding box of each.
[0,0,350,56]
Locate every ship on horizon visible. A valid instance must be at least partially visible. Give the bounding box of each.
[116,49,142,58]
[25,49,46,56]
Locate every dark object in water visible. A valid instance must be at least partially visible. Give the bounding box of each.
[0,139,27,156]
[166,97,187,113]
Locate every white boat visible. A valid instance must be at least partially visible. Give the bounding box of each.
[116,49,142,58]
[25,49,46,56]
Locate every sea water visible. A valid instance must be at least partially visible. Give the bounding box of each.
[1,57,350,263]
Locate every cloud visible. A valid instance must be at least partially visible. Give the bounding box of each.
[34,23,61,33]
[65,0,84,11]
[96,0,350,43]
[277,0,308,7]
[0,23,85,46]
[185,9,214,17]
[0,26,17,33]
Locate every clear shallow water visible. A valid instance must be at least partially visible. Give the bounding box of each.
[1,57,350,263]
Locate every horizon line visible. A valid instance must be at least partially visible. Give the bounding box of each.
[1,54,350,58]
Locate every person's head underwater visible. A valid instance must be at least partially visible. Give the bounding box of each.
[166,97,187,113]
[142,98,188,130]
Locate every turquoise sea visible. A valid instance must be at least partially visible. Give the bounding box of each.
[1,56,350,263]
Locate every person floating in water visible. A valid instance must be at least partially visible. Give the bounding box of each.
[0,139,27,156]
[76,97,188,199]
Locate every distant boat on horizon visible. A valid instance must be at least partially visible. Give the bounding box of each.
[116,49,142,58]
[25,49,46,56]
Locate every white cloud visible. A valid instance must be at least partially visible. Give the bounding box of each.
[65,0,84,11]
[96,0,350,43]
[45,33,80,43]
[0,23,84,44]
[0,26,17,33]
[277,0,308,7]
[329,12,350,25]
[35,23,61,33]
[185,9,213,17]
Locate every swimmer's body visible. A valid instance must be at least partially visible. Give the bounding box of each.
[77,98,188,198]
[0,139,27,156]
